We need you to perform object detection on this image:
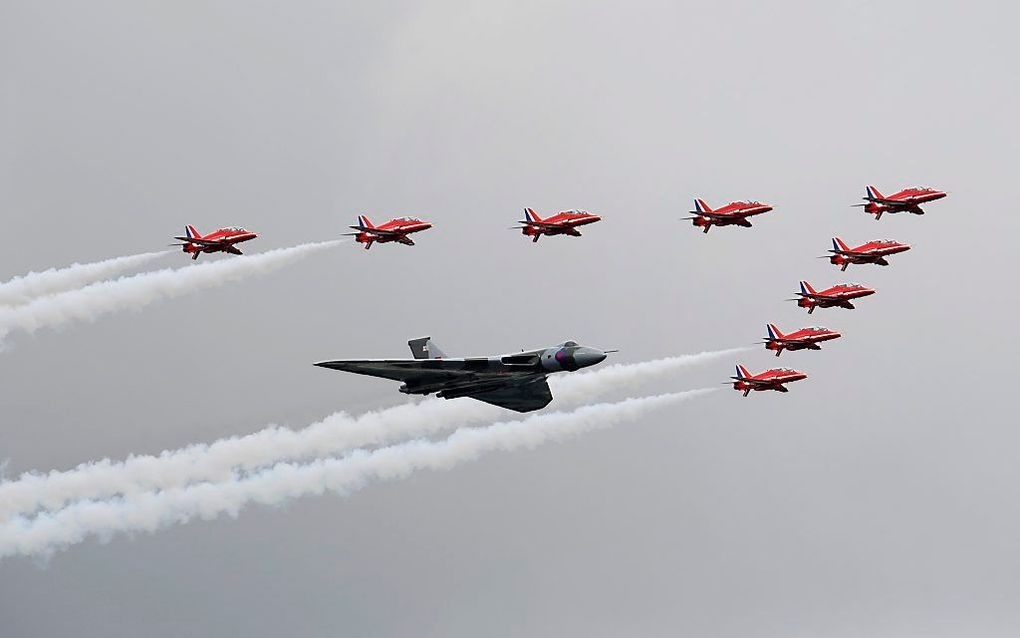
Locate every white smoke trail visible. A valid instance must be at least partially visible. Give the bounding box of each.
[0,348,743,519]
[0,251,170,306]
[0,240,343,341]
[0,389,713,559]
[549,346,750,398]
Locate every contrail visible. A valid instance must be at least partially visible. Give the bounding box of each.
[0,389,714,559]
[0,251,170,307]
[0,348,742,519]
[0,240,343,341]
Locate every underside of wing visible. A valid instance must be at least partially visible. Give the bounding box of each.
[466,377,553,413]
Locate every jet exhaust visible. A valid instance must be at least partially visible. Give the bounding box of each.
[0,250,170,307]
[0,347,743,521]
[0,389,714,560]
[0,240,343,343]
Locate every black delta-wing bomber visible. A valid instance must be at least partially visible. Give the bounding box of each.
[314,337,610,413]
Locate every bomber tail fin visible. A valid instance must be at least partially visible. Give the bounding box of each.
[408,337,447,360]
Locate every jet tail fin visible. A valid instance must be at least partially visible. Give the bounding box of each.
[734,364,751,380]
[799,280,816,296]
[356,215,375,230]
[185,225,201,240]
[766,323,783,340]
[832,237,850,253]
[693,198,712,214]
[866,185,884,201]
[523,207,543,224]
[408,337,446,359]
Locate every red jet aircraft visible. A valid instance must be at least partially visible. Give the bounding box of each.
[684,198,773,233]
[513,208,602,242]
[853,185,946,220]
[172,225,258,260]
[792,280,875,314]
[825,237,911,271]
[764,323,841,357]
[730,364,807,396]
[344,215,433,250]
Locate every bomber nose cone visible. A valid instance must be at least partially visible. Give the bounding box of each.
[573,347,607,369]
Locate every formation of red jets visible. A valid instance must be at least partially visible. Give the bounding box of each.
[170,183,944,398]
[728,184,945,396]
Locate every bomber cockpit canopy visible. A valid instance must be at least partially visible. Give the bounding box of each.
[560,340,579,347]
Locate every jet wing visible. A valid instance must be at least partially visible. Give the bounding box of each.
[467,378,553,413]
[349,226,405,237]
[313,359,472,384]
[732,375,780,387]
[743,379,781,387]
[517,219,567,228]
[867,197,912,206]
[173,236,226,246]
[687,211,738,219]
[798,292,839,300]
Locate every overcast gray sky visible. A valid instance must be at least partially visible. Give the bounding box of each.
[2,1,1019,636]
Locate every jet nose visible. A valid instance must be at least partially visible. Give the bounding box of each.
[573,347,607,369]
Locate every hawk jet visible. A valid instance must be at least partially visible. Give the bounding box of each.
[853,185,946,220]
[343,215,433,250]
[171,225,257,260]
[823,237,911,271]
[763,323,841,357]
[512,208,602,242]
[730,365,807,397]
[314,337,610,412]
[684,198,773,233]
[791,280,875,314]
